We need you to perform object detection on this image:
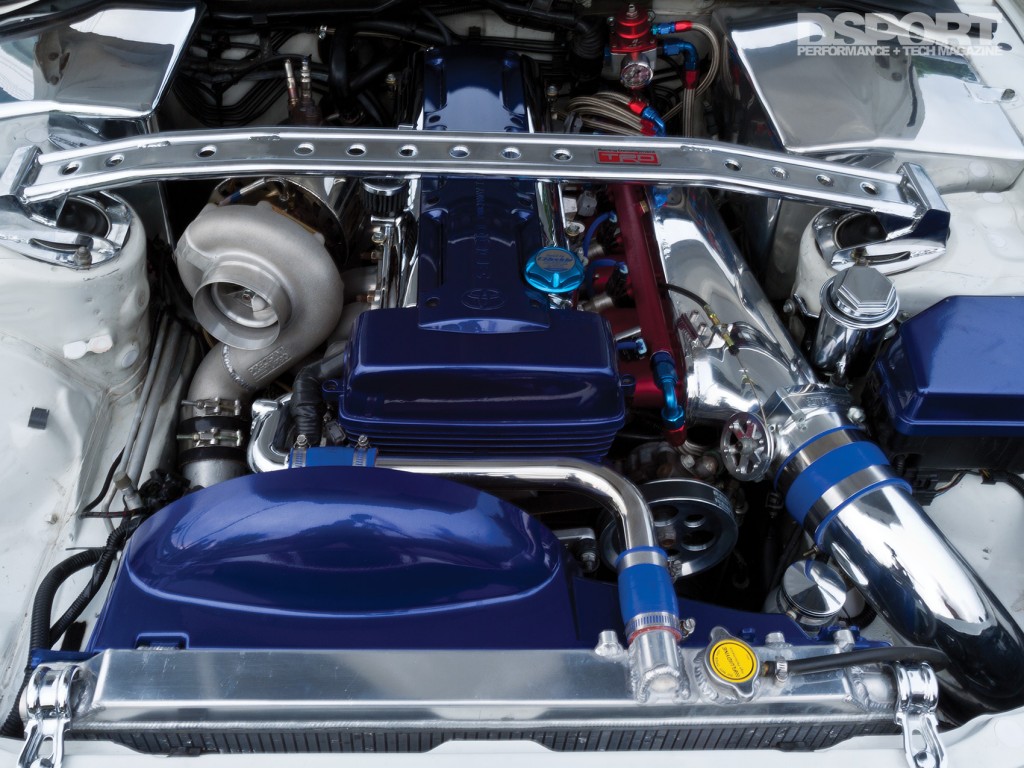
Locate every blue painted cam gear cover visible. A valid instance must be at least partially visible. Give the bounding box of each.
[87,468,622,651]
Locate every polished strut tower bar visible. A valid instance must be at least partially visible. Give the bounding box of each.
[2,129,946,230]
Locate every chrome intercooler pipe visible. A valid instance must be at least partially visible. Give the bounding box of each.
[651,189,1024,717]
[375,456,685,703]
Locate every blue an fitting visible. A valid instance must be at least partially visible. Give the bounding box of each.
[661,39,698,70]
[616,546,680,639]
[651,351,685,430]
[639,105,666,136]
[651,20,693,36]
[778,435,911,545]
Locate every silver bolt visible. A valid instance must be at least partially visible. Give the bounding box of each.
[847,406,866,424]
[370,230,386,244]
[564,220,585,238]
[73,246,92,267]
[679,617,696,638]
[765,631,786,646]
[385,73,398,89]
[833,628,856,652]
[356,435,371,449]
[594,630,625,657]
[545,84,559,99]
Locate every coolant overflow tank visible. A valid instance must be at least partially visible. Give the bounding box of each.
[812,265,898,379]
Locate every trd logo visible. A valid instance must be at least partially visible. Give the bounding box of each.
[597,150,660,165]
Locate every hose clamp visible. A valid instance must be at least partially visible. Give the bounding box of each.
[626,611,683,641]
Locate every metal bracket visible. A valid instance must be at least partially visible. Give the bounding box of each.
[0,191,131,269]
[18,664,80,768]
[893,663,947,768]
[812,208,948,276]
[0,129,947,237]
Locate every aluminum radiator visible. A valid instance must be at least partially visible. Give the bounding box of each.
[22,645,907,759]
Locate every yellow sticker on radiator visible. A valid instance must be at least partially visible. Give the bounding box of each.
[709,639,758,684]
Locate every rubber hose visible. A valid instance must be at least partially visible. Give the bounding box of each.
[290,350,348,445]
[30,549,103,651]
[569,17,605,80]
[769,646,950,677]
[292,361,327,443]
[351,21,448,46]
[350,53,403,94]
[482,0,581,31]
[0,675,28,738]
[419,7,454,45]
[988,470,1024,500]
[329,29,352,99]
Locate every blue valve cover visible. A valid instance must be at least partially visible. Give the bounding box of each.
[87,468,621,651]
[334,47,625,458]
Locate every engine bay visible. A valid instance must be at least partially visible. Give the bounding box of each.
[2,0,1024,764]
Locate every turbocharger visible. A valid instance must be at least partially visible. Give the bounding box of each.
[174,201,344,487]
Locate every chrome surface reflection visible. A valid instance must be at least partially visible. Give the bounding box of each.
[824,483,1024,716]
[652,188,817,424]
[0,6,198,119]
[726,18,1024,190]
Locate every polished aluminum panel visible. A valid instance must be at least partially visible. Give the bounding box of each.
[727,19,1024,190]
[0,6,199,119]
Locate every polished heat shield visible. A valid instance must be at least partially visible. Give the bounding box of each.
[334,48,625,457]
[87,468,620,651]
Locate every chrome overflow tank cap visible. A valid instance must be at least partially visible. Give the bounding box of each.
[823,265,899,328]
[778,559,847,630]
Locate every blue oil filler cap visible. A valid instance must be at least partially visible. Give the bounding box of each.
[524,247,585,293]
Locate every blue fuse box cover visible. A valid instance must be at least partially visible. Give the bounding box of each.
[873,296,1024,436]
